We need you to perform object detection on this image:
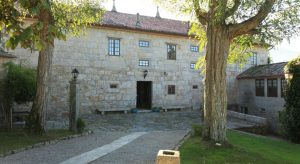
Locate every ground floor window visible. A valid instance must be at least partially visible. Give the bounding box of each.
[255,79,264,96]
[267,79,278,97]
[168,85,175,95]
[281,78,287,97]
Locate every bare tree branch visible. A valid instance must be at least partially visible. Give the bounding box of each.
[193,0,208,25]
[225,0,241,18]
[228,0,275,39]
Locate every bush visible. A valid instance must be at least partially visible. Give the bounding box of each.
[3,62,36,104]
[192,125,202,136]
[77,118,85,133]
[279,57,300,143]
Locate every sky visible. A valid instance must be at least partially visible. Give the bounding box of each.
[103,0,300,63]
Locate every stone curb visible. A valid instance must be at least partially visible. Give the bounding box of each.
[173,130,191,151]
[0,130,94,158]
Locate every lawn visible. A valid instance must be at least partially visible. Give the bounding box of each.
[180,130,300,164]
[0,129,74,154]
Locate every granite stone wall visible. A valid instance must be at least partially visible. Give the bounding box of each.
[8,26,269,121]
[237,78,285,132]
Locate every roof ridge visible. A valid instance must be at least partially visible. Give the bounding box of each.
[105,10,188,23]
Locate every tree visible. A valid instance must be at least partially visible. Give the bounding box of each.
[280,56,300,143]
[156,0,300,142]
[0,0,105,133]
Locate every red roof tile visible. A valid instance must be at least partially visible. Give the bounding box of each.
[100,11,189,36]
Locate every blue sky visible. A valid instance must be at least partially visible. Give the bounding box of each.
[103,0,300,63]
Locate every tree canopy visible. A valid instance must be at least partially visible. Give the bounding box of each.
[156,0,300,64]
[0,0,105,50]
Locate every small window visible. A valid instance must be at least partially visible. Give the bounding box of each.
[168,85,175,95]
[190,45,199,52]
[139,40,149,47]
[281,78,287,97]
[190,63,196,69]
[108,38,120,56]
[192,85,198,89]
[110,84,118,89]
[267,79,278,97]
[139,60,149,66]
[249,52,258,66]
[255,79,264,96]
[167,44,176,60]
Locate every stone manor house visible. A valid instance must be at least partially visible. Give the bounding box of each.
[0,6,270,121]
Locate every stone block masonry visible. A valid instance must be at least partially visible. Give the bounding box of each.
[8,26,268,121]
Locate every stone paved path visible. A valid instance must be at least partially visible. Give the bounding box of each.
[0,110,255,164]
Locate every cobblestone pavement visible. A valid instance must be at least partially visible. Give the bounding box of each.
[83,110,255,133]
[1,110,255,164]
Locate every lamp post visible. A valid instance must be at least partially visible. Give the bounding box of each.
[69,68,80,132]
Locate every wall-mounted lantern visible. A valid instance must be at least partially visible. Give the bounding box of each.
[72,68,79,80]
[285,70,293,81]
[143,70,148,79]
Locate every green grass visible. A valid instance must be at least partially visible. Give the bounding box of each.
[0,129,74,154]
[180,130,300,164]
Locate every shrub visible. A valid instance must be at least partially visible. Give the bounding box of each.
[192,125,202,136]
[3,62,36,104]
[77,118,86,133]
[279,56,300,143]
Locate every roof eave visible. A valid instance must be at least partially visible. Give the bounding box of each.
[96,24,189,37]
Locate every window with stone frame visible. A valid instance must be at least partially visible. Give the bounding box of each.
[167,44,176,60]
[281,78,287,97]
[168,85,175,95]
[190,45,199,52]
[192,85,198,89]
[190,63,196,69]
[255,79,264,96]
[139,40,149,47]
[108,38,120,56]
[267,79,278,97]
[139,59,149,66]
[249,52,258,66]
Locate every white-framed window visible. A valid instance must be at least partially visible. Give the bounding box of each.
[249,52,258,66]
[108,38,120,56]
[139,40,149,47]
[190,63,196,69]
[167,44,176,60]
[139,60,149,66]
[190,45,199,52]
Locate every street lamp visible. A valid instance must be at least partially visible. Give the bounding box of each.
[72,68,79,80]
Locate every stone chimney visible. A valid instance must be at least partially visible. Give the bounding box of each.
[136,13,141,27]
[112,0,117,12]
[156,6,161,18]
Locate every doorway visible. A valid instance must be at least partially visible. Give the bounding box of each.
[136,81,152,109]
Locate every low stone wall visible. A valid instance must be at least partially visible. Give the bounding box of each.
[227,110,267,126]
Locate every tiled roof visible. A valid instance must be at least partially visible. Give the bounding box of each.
[100,11,189,36]
[237,62,288,79]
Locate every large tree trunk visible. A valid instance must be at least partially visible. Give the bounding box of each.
[28,4,54,133]
[202,24,230,143]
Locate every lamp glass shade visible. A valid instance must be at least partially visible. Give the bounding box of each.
[72,68,79,79]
